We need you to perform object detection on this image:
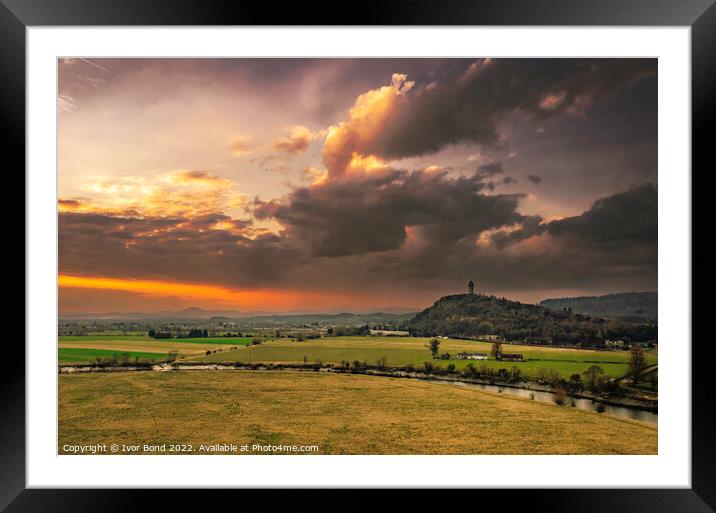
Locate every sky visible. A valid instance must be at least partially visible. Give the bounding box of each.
[58,58,657,313]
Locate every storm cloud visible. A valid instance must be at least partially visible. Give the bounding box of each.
[364,59,656,160]
[254,167,526,257]
[547,182,657,247]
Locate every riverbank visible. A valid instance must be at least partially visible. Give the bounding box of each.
[58,361,657,416]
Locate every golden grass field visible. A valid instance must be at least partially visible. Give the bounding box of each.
[59,370,657,455]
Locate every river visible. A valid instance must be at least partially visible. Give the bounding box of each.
[421,378,657,426]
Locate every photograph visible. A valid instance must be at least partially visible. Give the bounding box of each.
[56,57,658,456]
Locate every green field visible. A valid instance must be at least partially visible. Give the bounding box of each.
[173,337,253,346]
[58,370,657,454]
[60,335,157,342]
[57,335,657,379]
[58,347,169,363]
[193,336,656,379]
[58,336,253,364]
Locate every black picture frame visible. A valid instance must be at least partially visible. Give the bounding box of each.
[2,0,713,511]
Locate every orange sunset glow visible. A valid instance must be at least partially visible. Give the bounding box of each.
[58,274,371,311]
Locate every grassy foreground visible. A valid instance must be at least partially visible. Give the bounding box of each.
[59,371,657,455]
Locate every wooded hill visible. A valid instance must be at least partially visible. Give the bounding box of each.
[540,292,657,323]
[406,294,657,347]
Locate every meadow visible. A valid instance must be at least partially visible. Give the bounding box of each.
[58,370,657,455]
[58,347,169,363]
[193,336,656,379]
[58,335,252,364]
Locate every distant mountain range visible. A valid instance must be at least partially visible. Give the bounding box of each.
[59,305,419,321]
[540,292,657,323]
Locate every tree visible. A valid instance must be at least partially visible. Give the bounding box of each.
[426,338,440,358]
[490,341,502,359]
[583,365,604,389]
[477,321,494,334]
[628,346,647,382]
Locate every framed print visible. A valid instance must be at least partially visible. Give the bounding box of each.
[2,0,714,510]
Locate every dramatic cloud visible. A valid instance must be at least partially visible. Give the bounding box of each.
[488,183,657,253]
[364,59,655,161]
[254,166,526,257]
[58,210,299,289]
[489,215,545,250]
[71,169,245,218]
[321,73,414,176]
[546,183,657,247]
[58,58,658,310]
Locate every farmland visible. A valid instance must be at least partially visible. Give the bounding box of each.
[192,336,656,380]
[58,335,252,364]
[58,334,656,379]
[58,370,657,455]
[58,348,169,364]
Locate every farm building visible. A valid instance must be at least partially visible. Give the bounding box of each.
[629,341,652,348]
[455,352,488,360]
[605,339,625,348]
[498,353,524,362]
[479,334,502,342]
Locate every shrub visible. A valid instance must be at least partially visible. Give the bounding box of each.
[553,388,568,406]
[462,363,477,378]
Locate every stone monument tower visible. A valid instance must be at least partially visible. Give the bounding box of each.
[468,280,475,295]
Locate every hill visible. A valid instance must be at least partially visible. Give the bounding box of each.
[406,294,656,347]
[539,292,657,323]
[59,307,417,322]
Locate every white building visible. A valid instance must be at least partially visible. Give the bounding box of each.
[455,352,488,360]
